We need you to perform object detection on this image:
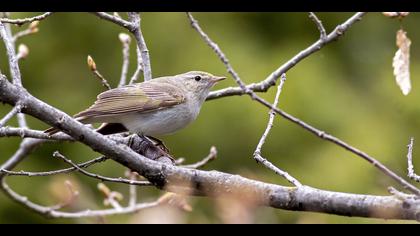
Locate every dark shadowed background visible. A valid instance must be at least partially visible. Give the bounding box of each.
[1,12,419,223]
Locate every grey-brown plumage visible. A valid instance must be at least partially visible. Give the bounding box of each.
[45,71,225,136]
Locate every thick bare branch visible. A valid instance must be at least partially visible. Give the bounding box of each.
[407,138,420,182]
[0,52,419,221]
[207,12,366,100]
[0,12,53,25]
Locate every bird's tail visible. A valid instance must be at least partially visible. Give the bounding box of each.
[44,117,86,135]
[44,118,127,135]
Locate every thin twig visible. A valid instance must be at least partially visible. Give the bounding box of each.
[52,151,152,186]
[12,21,39,43]
[0,126,73,141]
[187,13,253,97]
[188,13,300,186]
[0,21,23,86]
[0,20,28,127]
[129,45,143,84]
[207,12,366,100]
[253,75,302,187]
[87,55,112,90]
[91,12,134,31]
[0,12,53,25]
[308,12,327,41]
[118,33,131,87]
[126,170,137,207]
[128,12,152,81]
[0,178,159,218]
[407,137,420,182]
[181,146,218,169]
[0,104,21,128]
[0,156,108,177]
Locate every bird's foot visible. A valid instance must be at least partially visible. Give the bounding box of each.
[146,136,171,154]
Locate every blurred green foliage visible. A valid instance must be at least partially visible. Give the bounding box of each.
[0,12,419,223]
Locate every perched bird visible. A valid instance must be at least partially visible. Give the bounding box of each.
[45,71,225,139]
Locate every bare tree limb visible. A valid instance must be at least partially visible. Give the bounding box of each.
[0,178,159,218]
[118,33,131,87]
[0,21,23,86]
[0,156,108,177]
[0,12,53,25]
[207,12,366,100]
[0,104,21,128]
[181,146,217,169]
[187,12,420,196]
[0,126,73,141]
[0,138,44,178]
[309,12,327,40]
[129,45,143,84]
[0,42,419,221]
[53,151,152,186]
[127,12,152,81]
[407,137,420,182]
[253,74,302,187]
[0,20,28,128]
[91,12,134,31]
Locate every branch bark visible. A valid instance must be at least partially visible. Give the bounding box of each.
[0,76,419,221]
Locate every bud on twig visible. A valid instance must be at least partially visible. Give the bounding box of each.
[17,44,29,59]
[87,55,97,71]
[28,21,40,33]
[118,33,131,44]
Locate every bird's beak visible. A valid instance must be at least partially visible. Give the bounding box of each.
[211,76,226,83]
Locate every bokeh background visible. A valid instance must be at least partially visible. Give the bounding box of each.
[0,12,420,223]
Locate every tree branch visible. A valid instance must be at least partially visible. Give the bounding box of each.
[0,178,159,218]
[187,11,420,196]
[128,12,152,81]
[206,12,366,100]
[407,138,420,182]
[181,146,217,169]
[52,151,152,186]
[0,12,53,26]
[308,12,327,40]
[0,70,419,221]
[253,74,302,187]
[118,33,131,87]
[0,104,21,128]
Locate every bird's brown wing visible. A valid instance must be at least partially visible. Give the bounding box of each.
[74,82,186,120]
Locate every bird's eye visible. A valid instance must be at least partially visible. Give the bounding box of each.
[194,76,202,81]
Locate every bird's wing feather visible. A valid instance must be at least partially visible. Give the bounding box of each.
[74,82,185,119]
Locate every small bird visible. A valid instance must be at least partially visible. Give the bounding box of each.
[45,71,225,141]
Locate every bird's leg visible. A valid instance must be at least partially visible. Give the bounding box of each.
[146,136,171,154]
